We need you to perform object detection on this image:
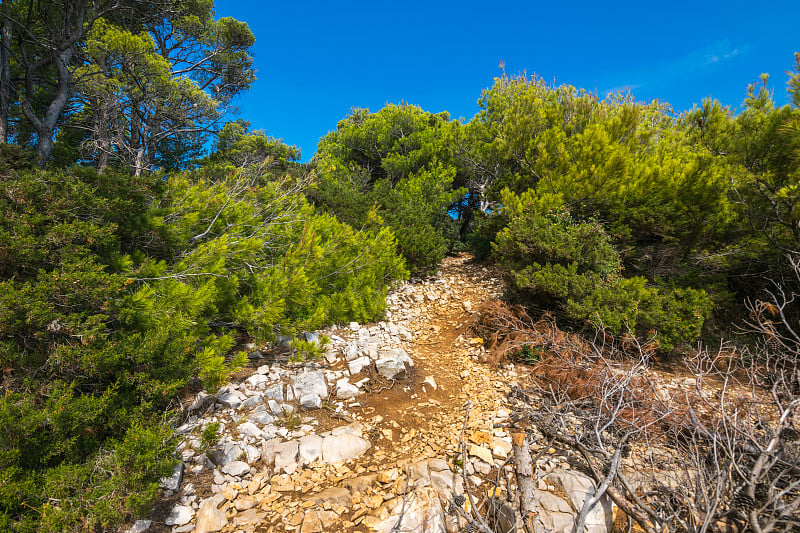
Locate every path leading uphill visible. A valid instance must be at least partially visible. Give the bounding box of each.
[130,255,540,533]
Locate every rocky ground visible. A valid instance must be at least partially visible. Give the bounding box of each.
[128,254,616,533]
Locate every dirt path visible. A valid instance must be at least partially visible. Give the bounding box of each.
[355,254,509,467]
[141,254,521,533]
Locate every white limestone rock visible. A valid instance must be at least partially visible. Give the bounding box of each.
[291,370,327,400]
[336,379,361,400]
[298,434,323,465]
[216,392,242,409]
[263,383,284,402]
[343,343,360,362]
[221,461,250,477]
[249,411,275,425]
[321,434,371,463]
[274,440,299,473]
[236,422,261,438]
[348,355,370,375]
[245,373,269,389]
[300,393,322,409]
[207,442,243,466]
[375,350,412,380]
[165,504,194,526]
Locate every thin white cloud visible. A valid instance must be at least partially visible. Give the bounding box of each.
[706,45,744,65]
[601,40,751,97]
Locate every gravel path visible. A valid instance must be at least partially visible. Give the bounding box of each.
[134,254,529,533]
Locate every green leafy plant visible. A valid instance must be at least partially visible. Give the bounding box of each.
[200,422,221,449]
[0,159,406,530]
[516,344,544,365]
[197,338,248,393]
[289,334,331,362]
[312,104,464,273]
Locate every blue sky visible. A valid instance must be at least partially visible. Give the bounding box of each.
[214,0,799,161]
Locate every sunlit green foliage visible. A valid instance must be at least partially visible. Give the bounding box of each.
[76,18,220,174]
[492,192,713,349]
[0,167,182,530]
[685,56,800,283]
[313,104,464,273]
[0,155,405,529]
[462,73,766,346]
[204,120,301,166]
[470,75,736,256]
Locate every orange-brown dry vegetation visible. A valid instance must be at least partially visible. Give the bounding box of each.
[472,299,750,443]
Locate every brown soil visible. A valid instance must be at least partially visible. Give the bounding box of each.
[141,254,519,533]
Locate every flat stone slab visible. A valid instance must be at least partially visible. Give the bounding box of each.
[321,434,371,463]
[245,374,270,389]
[274,440,300,473]
[343,343,360,361]
[298,434,323,465]
[233,508,266,526]
[300,393,322,409]
[236,422,261,438]
[208,442,243,466]
[336,379,360,399]
[240,395,263,409]
[221,461,250,477]
[263,383,284,401]
[468,444,494,465]
[348,355,370,374]
[165,504,194,526]
[249,411,275,425]
[375,349,413,380]
[292,370,327,399]
[216,392,242,409]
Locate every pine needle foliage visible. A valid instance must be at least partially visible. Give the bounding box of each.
[0,157,406,530]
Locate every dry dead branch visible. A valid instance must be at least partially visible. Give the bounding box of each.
[474,283,800,533]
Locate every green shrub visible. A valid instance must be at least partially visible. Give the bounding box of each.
[517,344,544,365]
[197,336,248,393]
[0,162,407,530]
[312,105,464,274]
[289,334,331,362]
[493,201,712,350]
[201,422,221,449]
[275,408,301,430]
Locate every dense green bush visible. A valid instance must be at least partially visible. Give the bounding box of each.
[493,193,713,350]
[0,168,182,530]
[460,70,800,344]
[0,160,406,530]
[312,105,464,273]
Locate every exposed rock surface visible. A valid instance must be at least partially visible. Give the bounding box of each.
[164,505,193,526]
[130,255,615,533]
[158,463,184,491]
[194,497,227,533]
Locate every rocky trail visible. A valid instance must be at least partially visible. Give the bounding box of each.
[129,254,610,533]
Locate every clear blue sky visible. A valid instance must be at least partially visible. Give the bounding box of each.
[214,0,799,162]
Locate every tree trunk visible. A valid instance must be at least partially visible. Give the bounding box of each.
[93,96,112,173]
[134,146,146,177]
[0,9,11,144]
[23,48,74,167]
